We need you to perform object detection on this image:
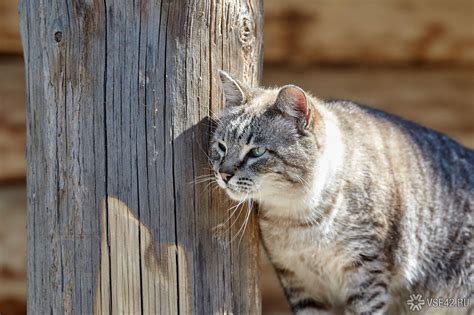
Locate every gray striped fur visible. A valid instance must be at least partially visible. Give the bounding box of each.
[210,72,473,315]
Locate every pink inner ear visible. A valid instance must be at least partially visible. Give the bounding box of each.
[294,92,310,124]
[277,85,312,126]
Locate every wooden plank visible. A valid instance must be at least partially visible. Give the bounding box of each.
[20,0,263,314]
[264,0,474,65]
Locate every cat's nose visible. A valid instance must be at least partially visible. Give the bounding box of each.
[219,172,233,183]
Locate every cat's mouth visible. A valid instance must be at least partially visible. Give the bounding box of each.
[214,175,256,201]
[223,184,256,201]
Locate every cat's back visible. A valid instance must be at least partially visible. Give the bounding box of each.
[324,99,474,190]
[323,99,473,295]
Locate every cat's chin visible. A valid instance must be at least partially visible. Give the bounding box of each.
[225,188,249,202]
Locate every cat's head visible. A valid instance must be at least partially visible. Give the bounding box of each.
[209,71,322,202]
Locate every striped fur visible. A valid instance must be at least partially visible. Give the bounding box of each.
[210,72,474,314]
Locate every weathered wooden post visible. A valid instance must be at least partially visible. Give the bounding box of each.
[20,0,263,313]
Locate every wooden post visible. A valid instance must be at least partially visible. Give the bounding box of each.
[20,0,263,313]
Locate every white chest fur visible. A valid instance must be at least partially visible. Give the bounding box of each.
[260,220,353,306]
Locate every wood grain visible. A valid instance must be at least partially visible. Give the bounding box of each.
[20,0,263,313]
[94,196,191,314]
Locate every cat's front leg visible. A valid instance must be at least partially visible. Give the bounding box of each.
[276,268,332,315]
[344,265,391,315]
[286,288,333,315]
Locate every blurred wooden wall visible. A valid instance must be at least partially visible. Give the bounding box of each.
[0,0,22,54]
[265,0,474,66]
[2,0,474,64]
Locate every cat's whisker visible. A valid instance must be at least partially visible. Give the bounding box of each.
[204,181,218,191]
[193,176,214,182]
[231,198,253,246]
[201,168,217,178]
[218,197,247,236]
[191,177,214,185]
[220,201,246,228]
[194,173,214,178]
[237,200,254,250]
[195,173,213,178]
[221,196,249,239]
[194,179,213,184]
[193,176,213,181]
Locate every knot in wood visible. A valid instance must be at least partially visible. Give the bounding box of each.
[239,17,254,46]
[54,31,63,43]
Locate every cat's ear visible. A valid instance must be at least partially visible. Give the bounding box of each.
[275,85,311,128]
[219,70,248,107]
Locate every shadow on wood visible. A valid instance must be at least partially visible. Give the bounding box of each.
[94,196,190,314]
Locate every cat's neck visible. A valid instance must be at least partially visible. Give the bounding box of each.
[258,103,345,223]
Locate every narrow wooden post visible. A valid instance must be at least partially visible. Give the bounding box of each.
[20,0,263,313]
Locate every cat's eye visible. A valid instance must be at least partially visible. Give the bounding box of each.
[218,141,227,153]
[248,147,266,158]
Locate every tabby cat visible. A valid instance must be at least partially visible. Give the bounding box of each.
[209,71,473,315]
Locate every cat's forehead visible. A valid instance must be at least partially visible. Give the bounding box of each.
[218,111,297,147]
[214,88,293,143]
[221,112,257,142]
[246,88,279,111]
[222,88,279,123]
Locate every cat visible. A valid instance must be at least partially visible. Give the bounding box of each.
[209,71,474,315]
